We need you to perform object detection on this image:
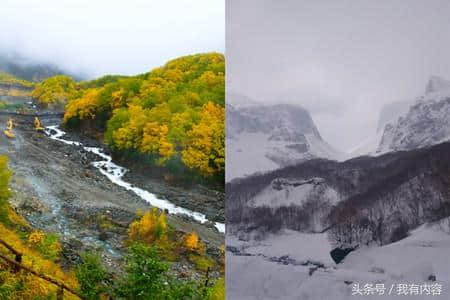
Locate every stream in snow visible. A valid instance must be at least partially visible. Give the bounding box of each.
[44,125,225,233]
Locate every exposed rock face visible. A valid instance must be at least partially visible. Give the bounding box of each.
[226,96,344,181]
[330,247,355,264]
[377,76,450,153]
[226,142,450,245]
[227,103,321,140]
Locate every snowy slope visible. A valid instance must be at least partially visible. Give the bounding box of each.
[227,220,450,299]
[249,177,339,209]
[226,99,344,181]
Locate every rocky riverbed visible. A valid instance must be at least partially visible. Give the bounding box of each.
[0,114,224,276]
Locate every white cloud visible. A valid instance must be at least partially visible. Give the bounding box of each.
[1,0,224,77]
[227,0,450,151]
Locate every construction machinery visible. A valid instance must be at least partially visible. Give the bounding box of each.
[34,117,44,132]
[4,129,15,139]
[4,118,15,138]
[6,118,13,130]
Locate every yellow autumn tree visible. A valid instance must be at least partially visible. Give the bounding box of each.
[64,89,100,123]
[128,208,167,244]
[185,231,198,251]
[140,122,174,164]
[57,53,225,180]
[31,75,80,107]
[182,102,225,176]
[184,231,206,254]
[112,104,148,150]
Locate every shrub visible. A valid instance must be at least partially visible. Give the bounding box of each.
[184,231,200,251]
[206,277,225,300]
[128,208,167,244]
[75,253,108,300]
[28,231,62,262]
[189,254,215,272]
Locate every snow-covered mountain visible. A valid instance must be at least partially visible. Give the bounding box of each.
[377,76,450,153]
[351,76,450,157]
[226,83,450,300]
[227,139,450,299]
[226,97,344,181]
[227,141,450,238]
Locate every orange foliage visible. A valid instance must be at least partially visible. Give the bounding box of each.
[128,208,167,244]
[184,231,199,251]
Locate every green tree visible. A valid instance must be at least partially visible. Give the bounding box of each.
[75,253,108,300]
[115,243,202,300]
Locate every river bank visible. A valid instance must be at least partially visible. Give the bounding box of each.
[0,114,224,278]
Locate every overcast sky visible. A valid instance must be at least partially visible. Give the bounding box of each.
[1,0,224,78]
[227,0,450,152]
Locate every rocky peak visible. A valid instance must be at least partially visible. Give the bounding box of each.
[425,75,450,94]
[377,77,450,153]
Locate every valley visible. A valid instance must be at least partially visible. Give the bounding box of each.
[2,113,224,271]
[0,52,226,298]
[226,76,450,299]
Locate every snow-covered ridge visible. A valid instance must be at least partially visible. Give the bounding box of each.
[377,77,450,153]
[351,76,450,157]
[226,101,344,181]
[45,125,225,233]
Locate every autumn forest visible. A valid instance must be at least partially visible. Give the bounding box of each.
[32,53,225,184]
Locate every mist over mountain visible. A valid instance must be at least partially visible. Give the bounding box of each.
[376,100,414,133]
[0,51,85,82]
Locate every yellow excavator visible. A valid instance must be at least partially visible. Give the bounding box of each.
[7,119,13,130]
[4,118,15,139]
[34,117,44,132]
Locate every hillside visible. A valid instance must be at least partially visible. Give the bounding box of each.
[0,53,225,298]
[0,72,34,98]
[31,53,225,186]
[227,141,450,241]
[0,97,224,300]
[227,141,450,298]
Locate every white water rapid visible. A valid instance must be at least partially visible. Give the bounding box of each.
[44,125,225,233]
